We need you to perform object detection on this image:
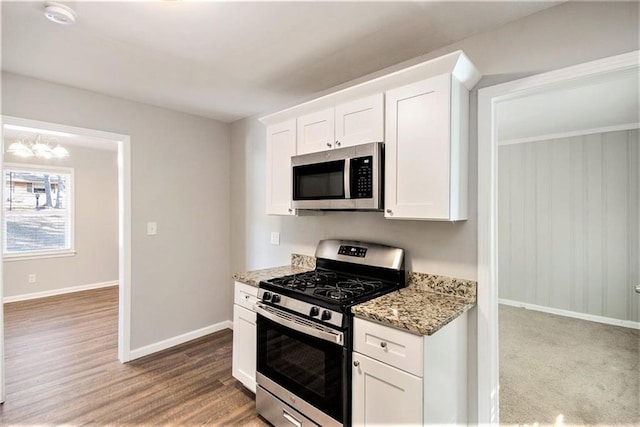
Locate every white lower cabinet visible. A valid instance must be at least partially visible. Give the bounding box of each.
[352,313,468,426]
[352,353,423,426]
[232,282,258,393]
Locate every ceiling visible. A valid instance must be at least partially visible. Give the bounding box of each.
[498,66,640,143]
[2,1,562,123]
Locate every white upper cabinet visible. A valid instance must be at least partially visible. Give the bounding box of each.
[260,51,481,220]
[266,120,296,215]
[385,74,464,220]
[335,93,384,148]
[297,94,384,155]
[382,53,478,221]
[296,108,335,155]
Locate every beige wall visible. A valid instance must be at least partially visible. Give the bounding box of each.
[3,145,118,298]
[2,73,232,350]
[229,2,639,422]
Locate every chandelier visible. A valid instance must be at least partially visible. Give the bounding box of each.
[7,134,70,159]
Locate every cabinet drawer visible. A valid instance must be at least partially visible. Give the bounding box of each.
[234,281,259,311]
[353,317,423,377]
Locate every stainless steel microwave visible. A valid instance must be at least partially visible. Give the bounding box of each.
[291,142,383,210]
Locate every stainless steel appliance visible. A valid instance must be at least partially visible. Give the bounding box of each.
[291,142,383,211]
[255,239,405,427]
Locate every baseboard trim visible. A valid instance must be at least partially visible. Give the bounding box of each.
[499,299,640,330]
[3,280,119,303]
[128,320,233,361]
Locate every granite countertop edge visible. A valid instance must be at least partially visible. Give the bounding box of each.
[232,254,477,337]
[351,290,475,336]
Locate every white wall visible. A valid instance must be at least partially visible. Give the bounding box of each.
[2,72,232,350]
[498,130,639,322]
[229,2,639,422]
[3,144,118,298]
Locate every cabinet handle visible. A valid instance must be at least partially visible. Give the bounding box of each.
[380,342,387,348]
[245,295,250,300]
[386,209,393,215]
[353,360,360,367]
[288,208,292,213]
[326,142,332,148]
[335,140,341,147]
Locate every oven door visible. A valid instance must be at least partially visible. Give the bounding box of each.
[255,303,346,425]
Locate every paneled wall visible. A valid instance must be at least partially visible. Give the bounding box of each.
[498,130,639,322]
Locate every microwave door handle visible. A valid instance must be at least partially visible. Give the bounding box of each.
[343,158,351,199]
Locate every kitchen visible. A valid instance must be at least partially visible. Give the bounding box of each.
[1,1,639,426]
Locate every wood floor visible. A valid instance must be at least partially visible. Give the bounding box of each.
[0,286,268,426]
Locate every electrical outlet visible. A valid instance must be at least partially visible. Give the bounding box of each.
[28,274,36,284]
[147,222,157,236]
[270,231,280,245]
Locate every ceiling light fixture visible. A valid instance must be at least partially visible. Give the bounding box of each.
[7,135,70,159]
[43,2,77,25]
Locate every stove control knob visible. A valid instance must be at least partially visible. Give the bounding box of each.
[321,310,331,321]
[262,292,272,301]
[271,294,281,304]
[309,307,320,317]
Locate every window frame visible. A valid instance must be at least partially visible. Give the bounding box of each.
[3,162,75,260]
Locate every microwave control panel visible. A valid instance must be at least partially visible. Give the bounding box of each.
[350,156,373,199]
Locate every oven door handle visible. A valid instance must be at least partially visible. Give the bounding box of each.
[255,302,344,346]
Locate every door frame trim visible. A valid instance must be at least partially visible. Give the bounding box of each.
[0,116,133,379]
[476,50,639,423]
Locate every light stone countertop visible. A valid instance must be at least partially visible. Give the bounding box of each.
[352,272,476,336]
[232,254,315,287]
[351,287,475,336]
[232,256,476,336]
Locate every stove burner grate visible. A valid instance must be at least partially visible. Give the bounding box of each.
[313,278,384,302]
[270,270,338,290]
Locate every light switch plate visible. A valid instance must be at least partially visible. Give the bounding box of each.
[270,231,280,245]
[147,222,157,235]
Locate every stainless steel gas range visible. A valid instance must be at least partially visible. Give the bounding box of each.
[255,239,406,427]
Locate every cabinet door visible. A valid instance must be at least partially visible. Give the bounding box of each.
[232,305,257,393]
[335,93,384,148]
[385,75,452,220]
[352,353,422,426]
[296,108,335,155]
[266,120,296,215]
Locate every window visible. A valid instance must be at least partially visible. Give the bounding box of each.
[4,164,74,258]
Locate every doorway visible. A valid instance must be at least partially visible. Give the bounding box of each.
[477,51,640,423]
[0,116,132,402]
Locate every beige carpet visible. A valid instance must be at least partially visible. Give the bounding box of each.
[499,305,640,426]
